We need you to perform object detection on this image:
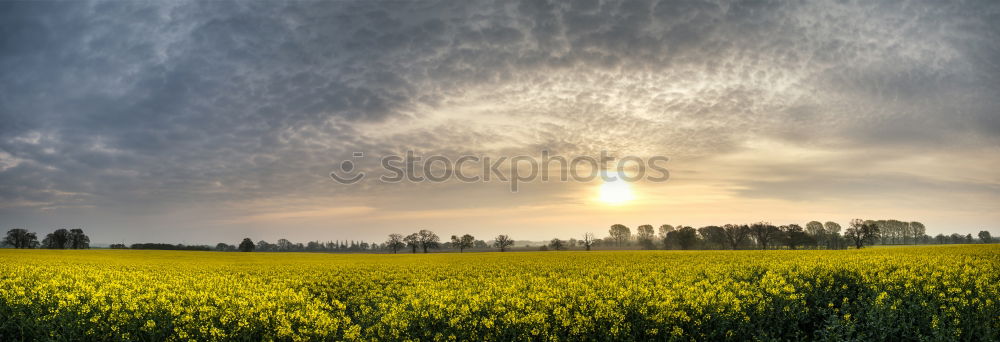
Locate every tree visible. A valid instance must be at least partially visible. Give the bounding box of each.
[277,238,293,251]
[129,243,210,251]
[824,221,842,235]
[493,234,514,252]
[827,232,846,250]
[722,224,750,250]
[636,225,655,242]
[386,234,405,254]
[658,224,675,241]
[979,231,993,244]
[910,222,926,244]
[668,226,699,250]
[306,241,322,251]
[68,229,89,249]
[965,234,974,244]
[845,219,880,249]
[404,233,420,253]
[979,230,993,243]
[749,222,780,250]
[805,221,825,236]
[873,220,893,244]
[822,222,844,249]
[42,229,70,249]
[215,243,234,251]
[608,224,631,247]
[417,229,440,253]
[805,221,825,248]
[887,219,908,244]
[451,234,475,252]
[697,226,726,249]
[238,238,255,252]
[873,219,906,244]
[875,220,888,244]
[582,233,595,251]
[780,224,810,250]
[548,238,566,251]
[3,229,39,249]
[256,240,274,252]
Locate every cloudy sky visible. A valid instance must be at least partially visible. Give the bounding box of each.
[2,0,998,244]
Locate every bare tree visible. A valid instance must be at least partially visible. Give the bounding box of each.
[582,233,595,251]
[385,234,405,254]
[451,234,475,252]
[493,234,514,252]
[417,229,440,253]
[404,233,420,253]
[845,219,880,249]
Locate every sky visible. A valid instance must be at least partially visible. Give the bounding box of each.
[1,0,999,245]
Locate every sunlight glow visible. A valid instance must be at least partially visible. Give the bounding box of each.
[597,173,636,205]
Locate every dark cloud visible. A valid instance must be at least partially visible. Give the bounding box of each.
[1,0,999,240]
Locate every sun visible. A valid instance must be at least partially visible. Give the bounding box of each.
[597,173,635,205]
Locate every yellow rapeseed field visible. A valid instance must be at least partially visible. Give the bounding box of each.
[1,245,998,341]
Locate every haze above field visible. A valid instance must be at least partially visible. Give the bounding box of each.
[1,0,999,244]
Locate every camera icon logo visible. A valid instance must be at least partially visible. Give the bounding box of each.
[330,152,366,184]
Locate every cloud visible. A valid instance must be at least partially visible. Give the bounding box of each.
[1,0,998,240]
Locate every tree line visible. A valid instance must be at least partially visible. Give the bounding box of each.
[125,243,212,251]
[5,221,994,253]
[599,219,992,250]
[3,228,91,249]
[216,231,516,253]
[216,220,991,253]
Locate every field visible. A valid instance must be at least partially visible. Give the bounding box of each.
[1,246,998,341]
